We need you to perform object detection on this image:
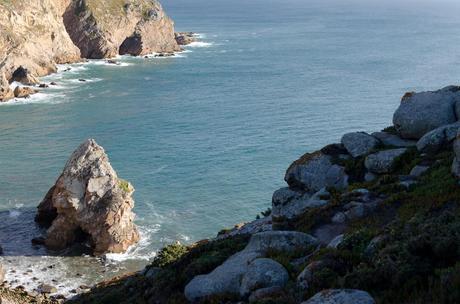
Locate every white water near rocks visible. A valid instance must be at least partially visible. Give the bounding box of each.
[2,0,460,298]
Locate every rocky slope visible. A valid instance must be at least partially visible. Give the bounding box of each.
[59,85,460,304]
[0,0,181,102]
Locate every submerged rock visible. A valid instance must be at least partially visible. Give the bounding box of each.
[393,86,460,139]
[302,289,376,304]
[341,132,380,157]
[35,139,139,255]
[364,148,407,174]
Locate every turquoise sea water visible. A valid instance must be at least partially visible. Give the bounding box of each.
[2,0,460,293]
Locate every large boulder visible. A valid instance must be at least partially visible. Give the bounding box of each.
[302,289,376,304]
[175,32,196,45]
[452,131,460,177]
[393,86,460,139]
[184,231,318,301]
[364,148,407,174]
[371,131,416,148]
[341,132,380,157]
[63,0,180,58]
[285,152,348,192]
[13,86,38,98]
[35,139,139,255]
[240,258,289,297]
[272,187,329,229]
[416,122,460,154]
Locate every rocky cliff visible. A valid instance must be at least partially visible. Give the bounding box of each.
[0,0,181,102]
[61,85,460,304]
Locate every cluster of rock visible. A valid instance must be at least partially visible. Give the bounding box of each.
[179,85,460,303]
[175,32,197,46]
[35,139,139,255]
[0,0,187,102]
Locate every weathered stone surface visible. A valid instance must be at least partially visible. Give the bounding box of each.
[364,148,407,174]
[327,234,344,249]
[0,264,4,283]
[341,132,380,157]
[0,0,81,83]
[272,187,329,229]
[248,286,283,303]
[409,165,429,178]
[297,260,326,290]
[37,283,57,294]
[175,32,196,45]
[371,131,416,147]
[217,216,272,239]
[36,139,139,255]
[64,0,180,59]
[240,258,289,297]
[184,231,317,301]
[393,86,460,139]
[13,86,38,98]
[452,131,460,177]
[416,122,460,154]
[0,73,13,102]
[285,152,348,192]
[302,289,376,304]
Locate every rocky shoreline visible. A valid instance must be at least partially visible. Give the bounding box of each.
[65,85,460,303]
[2,84,460,303]
[0,0,195,103]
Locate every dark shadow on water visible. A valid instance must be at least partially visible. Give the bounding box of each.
[0,207,93,257]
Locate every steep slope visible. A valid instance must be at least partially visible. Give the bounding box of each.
[0,0,81,80]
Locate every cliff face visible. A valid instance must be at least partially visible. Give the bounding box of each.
[0,0,180,101]
[63,0,180,58]
[0,0,81,80]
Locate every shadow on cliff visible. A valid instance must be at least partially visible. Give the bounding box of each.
[0,207,92,257]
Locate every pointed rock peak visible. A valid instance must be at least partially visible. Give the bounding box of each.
[35,139,139,255]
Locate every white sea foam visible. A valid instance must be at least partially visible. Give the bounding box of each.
[104,224,160,262]
[187,41,213,48]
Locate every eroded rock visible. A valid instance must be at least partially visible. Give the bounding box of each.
[35,139,139,255]
[364,148,407,174]
[416,122,460,154]
[285,152,348,192]
[393,86,460,139]
[302,289,376,304]
[240,258,289,297]
[341,132,380,157]
[184,231,318,301]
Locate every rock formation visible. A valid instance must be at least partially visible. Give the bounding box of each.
[36,139,139,255]
[175,32,196,45]
[0,0,81,81]
[63,0,180,58]
[0,0,182,102]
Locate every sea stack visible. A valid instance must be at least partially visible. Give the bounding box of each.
[35,139,139,255]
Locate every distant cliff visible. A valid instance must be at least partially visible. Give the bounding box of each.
[0,0,181,101]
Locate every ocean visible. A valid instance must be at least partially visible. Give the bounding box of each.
[1,0,460,295]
